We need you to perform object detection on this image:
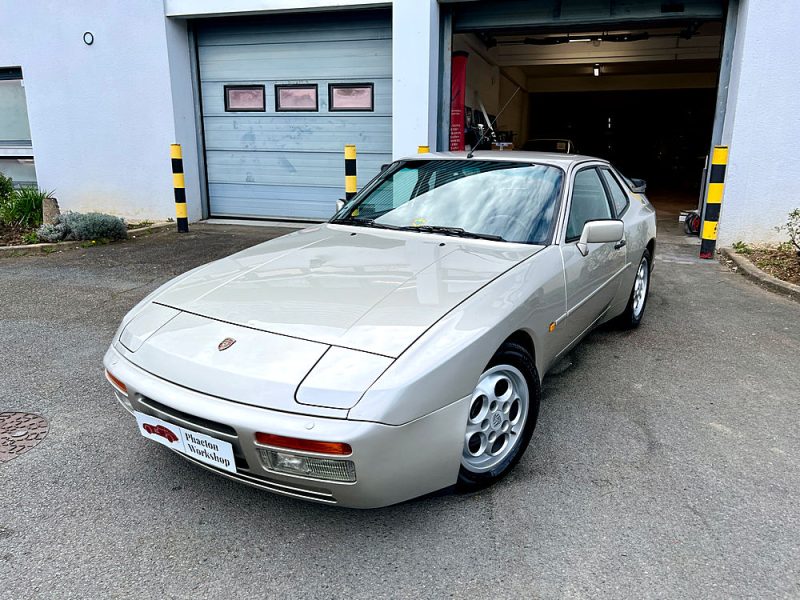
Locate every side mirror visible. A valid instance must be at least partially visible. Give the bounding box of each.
[335,199,345,212]
[577,220,624,256]
[630,178,647,193]
[380,163,390,172]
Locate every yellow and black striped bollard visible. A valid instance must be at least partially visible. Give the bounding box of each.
[699,145,728,259]
[170,143,189,233]
[344,144,357,202]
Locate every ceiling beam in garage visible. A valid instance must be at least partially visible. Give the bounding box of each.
[490,28,721,66]
[451,0,725,33]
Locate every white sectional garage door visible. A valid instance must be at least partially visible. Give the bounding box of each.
[196,11,392,220]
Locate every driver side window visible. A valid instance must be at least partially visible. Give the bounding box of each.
[565,168,612,241]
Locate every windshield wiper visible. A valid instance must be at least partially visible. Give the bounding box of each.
[333,219,505,242]
[397,225,505,242]
[331,217,403,231]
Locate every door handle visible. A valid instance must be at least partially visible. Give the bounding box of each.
[614,240,627,250]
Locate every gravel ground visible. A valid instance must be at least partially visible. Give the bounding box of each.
[0,220,798,599]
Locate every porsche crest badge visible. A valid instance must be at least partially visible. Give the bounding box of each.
[217,337,236,351]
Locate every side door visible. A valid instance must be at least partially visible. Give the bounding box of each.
[559,166,626,345]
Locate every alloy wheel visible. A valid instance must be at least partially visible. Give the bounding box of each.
[461,365,529,474]
[632,257,649,319]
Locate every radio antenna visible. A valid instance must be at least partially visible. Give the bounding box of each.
[466,85,521,159]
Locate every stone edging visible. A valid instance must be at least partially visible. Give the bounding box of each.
[0,221,175,255]
[719,247,800,303]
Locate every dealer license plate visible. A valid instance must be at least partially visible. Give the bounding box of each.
[134,411,237,474]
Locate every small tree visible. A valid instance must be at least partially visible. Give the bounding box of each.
[780,209,800,256]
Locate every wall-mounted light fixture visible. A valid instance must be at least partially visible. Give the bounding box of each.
[593,64,601,77]
[83,31,94,45]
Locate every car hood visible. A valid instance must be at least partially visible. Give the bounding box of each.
[152,224,542,357]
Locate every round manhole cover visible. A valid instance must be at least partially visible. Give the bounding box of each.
[0,412,48,463]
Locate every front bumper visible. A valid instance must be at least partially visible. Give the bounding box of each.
[104,345,469,508]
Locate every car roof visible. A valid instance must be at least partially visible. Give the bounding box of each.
[399,150,607,169]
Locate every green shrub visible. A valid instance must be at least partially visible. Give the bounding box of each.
[0,173,13,204]
[36,221,69,243]
[0,186,52,228]
[785,208,800,255]
[22,231,39,244]
[62,212,127,241]
[36,211,128,243]
[732,240,751,255]
[775,209,800,256]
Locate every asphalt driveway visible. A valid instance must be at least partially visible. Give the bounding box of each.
[1,221,798,599]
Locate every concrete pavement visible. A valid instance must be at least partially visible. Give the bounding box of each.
[0,220,798,599]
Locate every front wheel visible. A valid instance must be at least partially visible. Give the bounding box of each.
[457,342,540,493]
[617,249,651,329]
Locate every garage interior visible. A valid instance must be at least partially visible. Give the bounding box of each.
[448,0,727,216]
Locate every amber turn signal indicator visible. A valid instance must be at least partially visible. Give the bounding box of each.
[255,432,352,456]
[105,370,128,395]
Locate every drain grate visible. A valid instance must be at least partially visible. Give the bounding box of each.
[0,412,49,463]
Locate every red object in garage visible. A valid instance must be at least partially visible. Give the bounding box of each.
[449,51,468,151]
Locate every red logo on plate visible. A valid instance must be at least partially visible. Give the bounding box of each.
[143,423,178,443]
[218,337,236,351]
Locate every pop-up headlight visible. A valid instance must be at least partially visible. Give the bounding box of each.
[118,305,180,352]
[296,347,392,410]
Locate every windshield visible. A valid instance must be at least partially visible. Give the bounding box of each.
[331,160,564,244]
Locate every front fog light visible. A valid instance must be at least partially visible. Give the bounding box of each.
[260,449,356,483]
[273,452,305,472]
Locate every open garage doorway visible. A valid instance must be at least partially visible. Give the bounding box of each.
[529,86,717,206]
[444,1,728,218]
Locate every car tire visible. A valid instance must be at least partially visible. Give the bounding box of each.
[456,342,541,493]
[617,249,651,329]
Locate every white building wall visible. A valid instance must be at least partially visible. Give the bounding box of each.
[165,18,203,220]
[0,0,200,221]
[392,0,439,156]
[718,0,800,245]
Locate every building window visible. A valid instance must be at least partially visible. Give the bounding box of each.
[0,157,36,187]
[224,85,265,112]
[0,66,36,186]
[275,84,318,112]
[329,83,374,111]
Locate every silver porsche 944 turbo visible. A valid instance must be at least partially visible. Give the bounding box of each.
[104,151,656,508]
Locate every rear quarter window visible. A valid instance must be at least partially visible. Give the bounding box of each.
[600,169,630,216]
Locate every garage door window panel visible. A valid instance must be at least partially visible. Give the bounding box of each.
[566,168,613,241]
[599,168,630,217]
[275,84,318,112]
[329,83,374,111]
[224,85,266,112]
